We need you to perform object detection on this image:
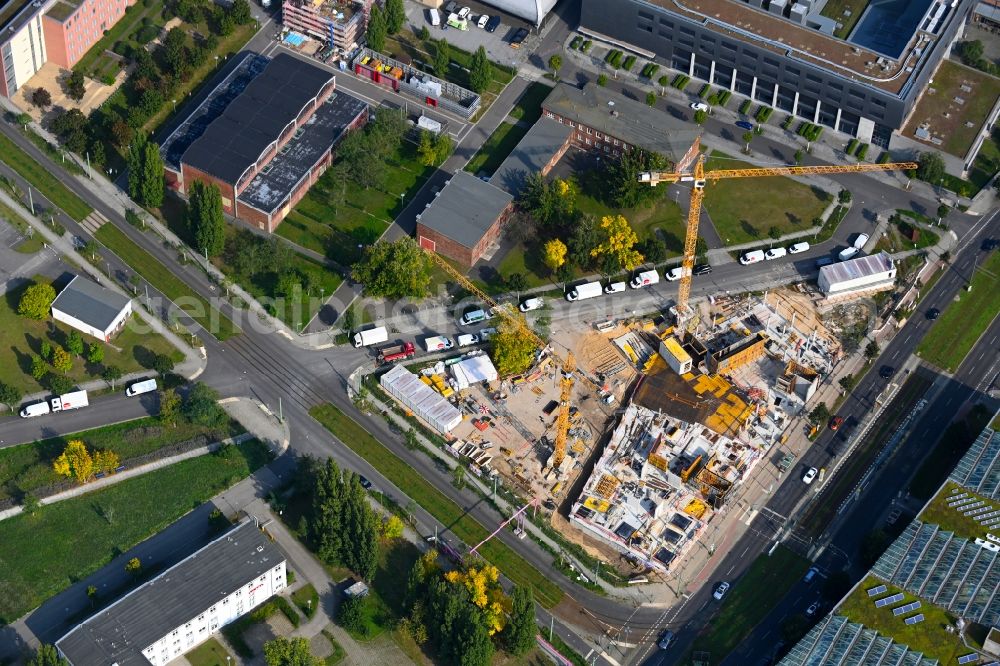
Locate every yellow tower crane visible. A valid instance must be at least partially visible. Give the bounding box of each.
[639,137,917,328]
[424,251,597,471]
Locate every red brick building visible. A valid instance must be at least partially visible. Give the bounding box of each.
[416,171,514,267]
[161,53,367,232]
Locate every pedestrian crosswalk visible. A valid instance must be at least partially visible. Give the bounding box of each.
[79,211,108,234]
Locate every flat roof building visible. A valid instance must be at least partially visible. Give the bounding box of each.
[416,171,514,267]
[579,0,973,147]
[281,0,371,51]
[57,521,287,666]
[51,275,133,342]
[818,252,895,297]
[489,116,573,195]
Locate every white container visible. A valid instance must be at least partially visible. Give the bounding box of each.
[566,281,603,301]
[353,326,389,348]
[765,247,788,260]
[19,401,51,418]
[51,390,88,412]
[424,335,454,352]
[740,250,765,265]
[629,270,659,288]
[126,378,158,397]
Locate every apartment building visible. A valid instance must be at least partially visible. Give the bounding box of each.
[281,0,371,50]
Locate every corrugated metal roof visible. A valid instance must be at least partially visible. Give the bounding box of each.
[819,252,894,285]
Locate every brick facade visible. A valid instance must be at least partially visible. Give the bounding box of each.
[416,203,513,267]
[540,108,632,159]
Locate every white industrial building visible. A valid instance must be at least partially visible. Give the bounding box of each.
[381,364,463,434]
[50,275,133,342]
[818,252,896,297]
[57,521,286,666]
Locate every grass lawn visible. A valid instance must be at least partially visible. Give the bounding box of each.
[0,439,272,623]
[0,132,93,222]
[575,184,686,251]
[819,0,869,38]
[309,404,564,608]
[321,630,346,665]
[510,82,554,124]
[918,481,995,541]
[496,243,553,289]
[0,416,243,502]
[184,637,232,666]
[291,582,319,618]
[73,0,164,76]
[874,212,940,253]
[94,223,240,340]
[916,249,1000,371]
[465,121,529,177]
[837,576,971,663]
[339,539,420,641]
[0,279,183,396]
[686,546,811,664]
[703,151,830,244]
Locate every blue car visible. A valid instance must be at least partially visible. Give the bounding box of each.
[735,120,754,130]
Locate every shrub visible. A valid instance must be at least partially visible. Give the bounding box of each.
[645,91,656,106]
[658,75,670,87]
[781,115,793,129]
[581,40,591,52]
[718,90,732,106]
[856,144,869,161]
[597,73,607,86]
[135,24,160,43]
[877,151,891,164]
[707,92,720,105]
[570,36,582,50]
[846,138,859,155]
[699,84,710,98]
[738,99,751,114]
[755,106,773,123]
[622,54,636,71]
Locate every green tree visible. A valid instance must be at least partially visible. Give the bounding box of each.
[86,584,98,604]
[66,330,84,357]
[189,180,225,257]
[505,272,527,292]
[916,151,945,184]
[384,0,405,34]
[645,91,656,106]
[434,40,450,77]
[503,586,536,656]
[40,340,52,361]
[417,129,438,167]
[960,39,984,65]
[742,130,754,153]
[51,346,73,373]
[864,340,880,362]
[86,342,105,365]
[231,0,252,24]
[838,374,856,393]
[27,645,67,666]
[453,604,494,666]
[102,365,123,389]
[183,382,227,428]
[640,235,667,263]
[18,282,56,320]
[140,142,164,208]
[0,381,22,411]
[767,225,782,241]
[794,149,804,165]
[366,4,387,52]
[597,73,607,86]
[809,402,830,425]
[936,203,950,221]
[126,134,147,201]
[490,320,536,376]
[548,54,562,73]
[351,238,431,298]
[31,355,48,380]
[159,388,181,426]
[152,353,176,375]
[125,556,142,577]
[435,132,454,163]
[693,109,707,124]
[603,147,667,208]
[66,70,86,101]
[838,189,852,204]
[568,215,601,268]
[263,637,321,666]
[23,493,41,515]
[418,25,430,40]
[337,595,365,633]
[452,464,466,489]
[47,373,74,396]
[469,46,493,93]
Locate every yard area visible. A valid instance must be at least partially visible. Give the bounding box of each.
[918,481,994,541]
[309,404,564,608]
[873,210,940,253]
[94,223,240,340]
[903,60,1000,158]
[0,131,93,222]
[686,546,811,664]
[0,438,272,623]
[0,200,46,253]
[73,0,166,79]
[510,82,554,124]
[703,151,830,244]
[916,248,1000,372]
[837,576,971,664]
[184,637,232,666]
[465,121,529,177]
[819,0,869,38]
[0,278,182,396]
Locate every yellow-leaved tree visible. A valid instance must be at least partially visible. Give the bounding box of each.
[542,239,567,273]
[52,439,94,484]
[93,450,121,475]
[444,565,508,634]
[591,214,644,272]
[489,320,536,377]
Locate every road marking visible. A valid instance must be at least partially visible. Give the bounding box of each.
[740,545,750,558]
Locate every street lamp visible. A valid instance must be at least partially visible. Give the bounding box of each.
[171,99,177,112]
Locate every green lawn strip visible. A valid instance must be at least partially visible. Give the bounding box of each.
[575,185,686,249]
[510,82,554,123]
[703,151,829,245]
[309,404,564,608]
[0,132,93,222]
[819,0,868,38]
[0,416,243,501]
[73,0,162,75]
[0,279,182,396]
[20,129,86,177]
[538,627,587,666]
[837,576,972,663]
[465,122,530,177]
[94,223,240,340]
[291,582,319,618]
[321,630,346,665]
[0,439,272,623]
[918,481,994,540]
[916,249,1000,372]
[184,637,232,666]
[687,546,811,664]
[799,373,933,537]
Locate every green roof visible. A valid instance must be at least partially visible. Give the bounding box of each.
[46,0,81,22]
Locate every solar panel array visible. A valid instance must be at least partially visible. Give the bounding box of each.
[875,592,905,608]
[958,653,979,664]
[778,615,939,666]
[951,429,1000,499]
[903,614,924,625]
[892,601,920,616]
[867,584,887,597]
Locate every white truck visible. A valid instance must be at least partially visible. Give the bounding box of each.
[629,270,659,288]
[353,326,389,348]
[51,390,89,413]
[566,281,603,302]
[424,335,454,352]
[126,378,158,397]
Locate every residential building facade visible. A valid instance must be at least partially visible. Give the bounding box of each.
[281,0,371,50]
[43,0,132,68]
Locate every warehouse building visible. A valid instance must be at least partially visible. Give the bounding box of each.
[818,252,895,297]
[416,171,514,266]
[490,116,573,195]
[57,521,286,666]
[578,0,973,146]
[160,53,367,232]
[51,275,133,342]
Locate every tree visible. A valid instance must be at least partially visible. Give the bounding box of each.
[183,382,227,428]
[102,365,123,389]
[591,214,643,272]
[0,381,21,412]
[162,27,190,77]
[505,272,527,292]
[51,346,73,373]
[66,70,86,101]
[86,584,98,604]
[366,4,387,52]
[18,282,56,320]
[640,235,667,263]
[838,374,856,393]
[434,39,450,77]
[503,586,536,656]
[31,87,51,109]
[490,320,536,376]
[263,637,321,666]
[469,46,493,93]
[543,239,568,273]
[916,151,945,184]
[159,388,181,426]
[47,373,74,396]
[127,134,147,202]
[51,108,89,151]
[597,73,607,86]
[864,340,880,362]
[27,645,67,666]
[742,130,754,153]
[548,54,562,73]
[794,149,804,165]
[338,595,366,634]
[808,402,830,425]
[31,355,47,381]
[645,91,656,106]
[86,342,104,365]
[417,129,439,167]
[603,147,667,208]
[94,449,121,475]
[23,493,41,515]
[152,353,175,375]
[434,132,454,163]
[381,514,405,539]
[960,39,984,66]
[693,109,707,124]
[767,225,782,241]
[140,143,164,207]
[838,189,852,204]
[452,464,466,489]
[231,0,252,24]
[568,215,601,268]
[351,238,431,298]
[111,118,134,149]
[66,330,84,357]
[189,180,225,257]
[125,556,142,577]
[519,174,576,227]
[384,0,405,34]
[40,340,52,361]
[936,203,950,221]
[52,440,94,484]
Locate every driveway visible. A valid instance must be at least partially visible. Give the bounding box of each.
[0,217,67,297]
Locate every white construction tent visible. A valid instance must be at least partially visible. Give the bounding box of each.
[450,354,499,390]
[380,365,462,434]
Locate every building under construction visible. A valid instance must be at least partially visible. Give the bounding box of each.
[281,0,372,50]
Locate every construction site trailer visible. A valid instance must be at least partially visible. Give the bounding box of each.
[660,337,693,375]
[380,364,462,434]
[451,354,499,389]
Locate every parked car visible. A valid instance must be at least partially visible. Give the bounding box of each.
[485,15,501,32]
[879,365,894,379]
[735,120,754,130]
[829,415,844,431]
[510,27,529,47]
[658,629,676,650]
[765,247,788,260]
[457,6,471,18]
[690,102,709,111]
[788,241,810,254]
[519,297,544,312]
[926,308,940,320]
[740,250,765,265]
[802,467,818,484]
[805,601,820,617]
[713,581,731,600]
[477,13,489,28]
[359,475,373,490]
[665,267,683,281]
[693,263,712,276]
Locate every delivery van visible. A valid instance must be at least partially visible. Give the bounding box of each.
[765,247,788,260]
[424,335,454,352]
[428,8,441,26]
[838,247,859,261]
[629,270,659,288]
[354,326,389,348]
[19,401,51,418]
[51,390,88,413]
[566,281,603,302]
[126,378,157,397]
[740,250,765,265]
[456,333,479,347]
[604,281,626,294]
[460,309,489,326]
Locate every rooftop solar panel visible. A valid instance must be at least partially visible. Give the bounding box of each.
[903,613,924,624]
[867,584,888,597]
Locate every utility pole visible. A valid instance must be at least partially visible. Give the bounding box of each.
[278,396,283,422]
[28,187,34,215]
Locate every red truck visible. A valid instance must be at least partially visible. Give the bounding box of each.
[378,341,416,364]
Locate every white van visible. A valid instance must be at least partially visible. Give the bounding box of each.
[740,250,765,265]
[629,270,659,288]
[519,297,544,312]
[665,267,683,281]
[126,378,158,397]
[460,309,489,326]
[765,247,788,260]
[566,281,603,301]
[838,247,859,261]
[853,233,870,250]
[788,242,810,254]
[428,7,441,26]
[423,335,454,352]
[19,401,51,418]
[604,281,626,294]
[456,333,479,347]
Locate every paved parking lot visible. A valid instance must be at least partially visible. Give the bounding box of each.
[402,0,538,72]
[0,219,67,296]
